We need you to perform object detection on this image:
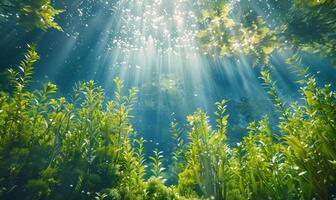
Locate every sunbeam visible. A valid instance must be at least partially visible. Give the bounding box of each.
[1,0,336,199]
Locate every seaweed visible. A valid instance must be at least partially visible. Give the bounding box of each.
[196,0,336,66]
[177,69,336,199]
[0,46,335,199]
[0,0,63,31]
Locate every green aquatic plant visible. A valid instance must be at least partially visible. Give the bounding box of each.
[145,177,178,200]
[0,46,190,200]
[237,117,297,199]
[1,45,335,199]
[0,0,63,31]
[196,2,280,65]
[0,45,59,200]
[285,0,336,63]
[180,100,230,199]
[260,69,336,199]
[284,79,336,199]
[196,0,336,66]
[166,121,187,185]
[95,191,108,200]
[176,68,335,199]
[149,148,166,181]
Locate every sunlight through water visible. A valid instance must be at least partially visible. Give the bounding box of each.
[87,0,277,146]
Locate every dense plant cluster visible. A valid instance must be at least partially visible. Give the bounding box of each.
[0,0,63,31]
[1,0,336,199]
[0,47,181,200]
[177,70,336,199]
[196,1,281,65]
[0,45,335,200]
[196,0,336,65]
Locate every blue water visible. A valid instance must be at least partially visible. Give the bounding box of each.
[0,0,335,155]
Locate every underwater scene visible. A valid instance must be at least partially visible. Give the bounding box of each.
[0,0,335,199]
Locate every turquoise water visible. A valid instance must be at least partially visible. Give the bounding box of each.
[1,0,334,154]
[0,0,335,199]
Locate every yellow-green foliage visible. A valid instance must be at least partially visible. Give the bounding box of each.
[182,100,229,199]
[196,0,336,66]
[167,121,186,185]
[0,47,335,200]
[146,177,178,200]
[0,47,189,200]
[197,2,280,65]
[287,0,336,62]
[0,0,63,31]
[178,70,336,199]
[0,47,135,200]
[149,149,166,181]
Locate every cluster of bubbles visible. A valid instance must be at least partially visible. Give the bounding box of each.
[110,0,200,54]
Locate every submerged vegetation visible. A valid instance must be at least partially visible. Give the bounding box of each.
[0,45,335,199]
[1,0,336,199]
[179,72,336,199]
[0,0,63,31]
[196,0,336,65]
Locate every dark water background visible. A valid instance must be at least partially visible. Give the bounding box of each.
[0,0,335,156]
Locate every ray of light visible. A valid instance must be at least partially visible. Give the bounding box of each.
[25,0,330,151]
